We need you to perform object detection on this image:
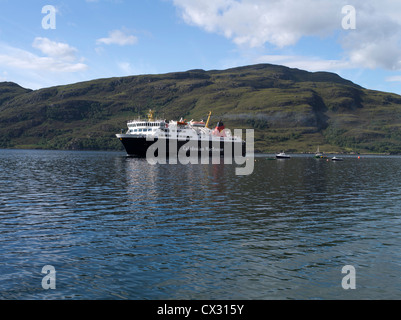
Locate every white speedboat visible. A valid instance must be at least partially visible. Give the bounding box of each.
[276,152,291,159]
[331,156,344,161]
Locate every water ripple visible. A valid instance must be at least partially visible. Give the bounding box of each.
[1,150,401,299]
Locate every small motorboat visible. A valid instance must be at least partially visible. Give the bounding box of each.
[276,152,291,159]
[331,156,344,161]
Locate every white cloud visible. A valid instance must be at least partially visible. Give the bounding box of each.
[97,29,138,46]
[118,61,134,74]
[0,38,88,88]
[0,39,87,73]
[172,0,401,71]
[173,0,341,48]
[32,37,78,62]
[116,61,158,76]
[254,55,352,72]
[0,71,7,82]
[386,76,401,83]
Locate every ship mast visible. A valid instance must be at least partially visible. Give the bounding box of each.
[148,109,155,121]
[205,111,212,128]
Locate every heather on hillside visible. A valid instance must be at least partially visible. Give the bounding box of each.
[1,64,401,154]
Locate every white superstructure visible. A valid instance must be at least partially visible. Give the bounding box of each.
[120,110,242,143]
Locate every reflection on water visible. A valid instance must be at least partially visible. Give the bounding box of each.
[1,150,401,299]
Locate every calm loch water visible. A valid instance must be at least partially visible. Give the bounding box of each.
[1,149,401,299]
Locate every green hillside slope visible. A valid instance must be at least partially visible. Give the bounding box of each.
[1,64,401,154]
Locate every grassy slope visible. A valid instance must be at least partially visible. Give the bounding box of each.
[1,64,401,153]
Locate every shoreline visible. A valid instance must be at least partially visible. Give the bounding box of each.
[0,147,397,157]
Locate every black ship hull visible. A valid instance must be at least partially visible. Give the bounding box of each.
[117,136,246,158]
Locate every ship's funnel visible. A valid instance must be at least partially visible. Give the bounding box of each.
[215,120,225,132]
[213,120,226,137]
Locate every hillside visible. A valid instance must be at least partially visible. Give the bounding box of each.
[1,63,401,154]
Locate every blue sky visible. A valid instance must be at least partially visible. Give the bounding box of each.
[1,0,401,95]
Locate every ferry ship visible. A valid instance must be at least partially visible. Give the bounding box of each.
[116,110,246,158]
